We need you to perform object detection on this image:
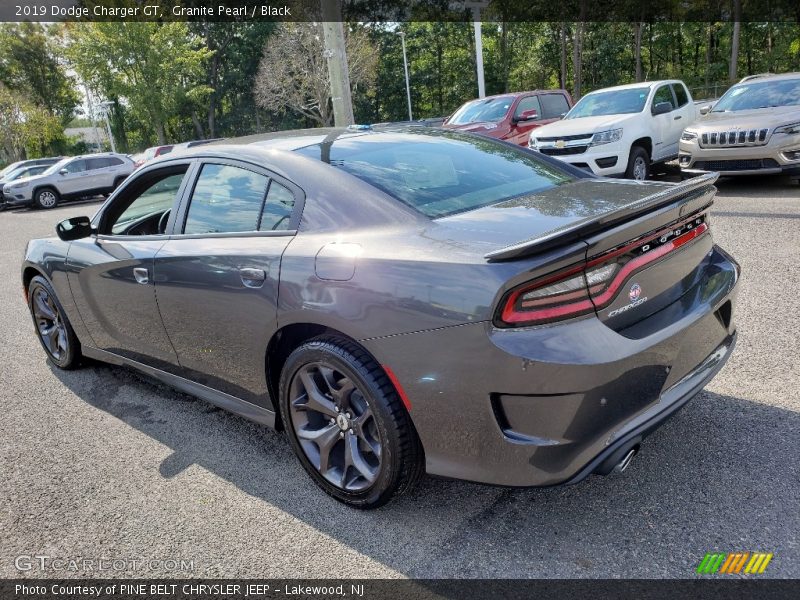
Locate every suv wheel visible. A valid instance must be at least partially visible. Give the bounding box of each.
[279,337,424,509]
[625,146,650,181]
[34,187,60,209]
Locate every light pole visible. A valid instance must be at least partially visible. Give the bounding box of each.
[99,100,116,153]
[465,1,487,98]
[398,31,413,121]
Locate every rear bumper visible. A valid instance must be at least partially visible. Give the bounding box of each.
[362,244,739,487]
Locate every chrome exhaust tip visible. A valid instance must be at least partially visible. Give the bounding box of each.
[613,448,637,473]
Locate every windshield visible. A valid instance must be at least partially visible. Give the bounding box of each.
[0,162,23,178]
[448,97,514,125]
[5,167,36,181]
[42,158,71,176]
[295,130,574,219]
[712,78,800,112]
[566,87,650,118]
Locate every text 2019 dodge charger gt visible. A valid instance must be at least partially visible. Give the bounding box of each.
[22,127,739,508]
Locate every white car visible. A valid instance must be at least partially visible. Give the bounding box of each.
[529,80,697,180]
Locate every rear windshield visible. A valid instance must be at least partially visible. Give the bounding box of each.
[294,130,574,219]
[712,77,800,112]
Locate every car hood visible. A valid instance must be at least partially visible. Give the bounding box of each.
[431,177,674,253]
[2,173,47,188]
[532,114,638,138]
[692,105,800,130]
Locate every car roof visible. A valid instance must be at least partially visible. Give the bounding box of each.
[583,80,682,94]
[737,71,800,84]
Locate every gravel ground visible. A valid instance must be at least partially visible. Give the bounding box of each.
[0,175,798,579]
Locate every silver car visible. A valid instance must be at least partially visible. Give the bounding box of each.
[3,153,135,209]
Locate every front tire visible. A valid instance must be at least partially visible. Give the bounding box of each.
[625,146,650,181]
[33,187,60,209]
[279,337,423,509]
[28,275,81,369]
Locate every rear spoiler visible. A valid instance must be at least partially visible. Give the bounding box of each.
[484,172,719,262]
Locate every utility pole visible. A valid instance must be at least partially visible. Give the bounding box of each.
[463,1,488,98]
[320,0,354,127]
[398,31,413,121]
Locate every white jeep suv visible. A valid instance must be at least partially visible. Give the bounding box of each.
[529,80,697,180]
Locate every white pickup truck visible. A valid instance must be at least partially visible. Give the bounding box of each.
[528,80,697,180]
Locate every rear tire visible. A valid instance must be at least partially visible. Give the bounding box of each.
[279,336,423,509]
[625,146,650,181]
[28,275,81,369]
[33,187,60,209]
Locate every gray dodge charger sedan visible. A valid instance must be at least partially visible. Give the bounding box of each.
[22,127,739,508]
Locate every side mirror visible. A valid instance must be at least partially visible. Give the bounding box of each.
[699,104,712,115]
[652,101,673,116]
[56,216,94,241]
[59,169,68,175]
[516,109,539,122]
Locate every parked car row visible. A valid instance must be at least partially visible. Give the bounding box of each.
[131,139,222,169]
[446,72,800,182]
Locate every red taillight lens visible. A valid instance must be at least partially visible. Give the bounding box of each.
[497,214,709,327]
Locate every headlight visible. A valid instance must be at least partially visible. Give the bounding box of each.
[10,182,29,190]
[681,130,698,141]
[775,122,800,135]
[528,137,538,149]
[590,128,623,146]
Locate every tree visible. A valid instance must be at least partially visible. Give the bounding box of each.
[729,0,742,82]
[67,22,212,145]
[0,23,79,127]
[0,84,65,162]
[254,23,377,126]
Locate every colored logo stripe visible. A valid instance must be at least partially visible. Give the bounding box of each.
[697,552,773,574]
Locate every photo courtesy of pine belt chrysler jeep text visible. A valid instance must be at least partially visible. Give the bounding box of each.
[22,128,739,508]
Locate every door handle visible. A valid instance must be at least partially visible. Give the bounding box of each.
[240,267,267,288]
[133,267,149,284]
[674,115,682,120]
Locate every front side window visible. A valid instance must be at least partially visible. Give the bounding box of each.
[63,159,87,174]
[514,96,541,119]
[652,85,675,111]
[108,169,188,235]
[183,163,269,234]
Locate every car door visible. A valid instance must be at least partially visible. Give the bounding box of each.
[671,82,694,129]
[65,162,194,368]
[153,159,301,407]
[651,84,680,160]
[507,95,543,145]
[85,157,113,193]
[57,159,90,196]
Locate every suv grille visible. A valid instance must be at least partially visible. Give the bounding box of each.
[693,158,779,171]
[699,128,769,148]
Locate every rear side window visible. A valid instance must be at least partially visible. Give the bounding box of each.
[672,84,689,107]
[259,181,295,231]
[183,163,269,234]
[86,158,108,170]
[540,94,570,118]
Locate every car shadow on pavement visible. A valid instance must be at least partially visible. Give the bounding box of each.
[50,361,798,578]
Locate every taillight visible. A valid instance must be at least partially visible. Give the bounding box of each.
[497,214,709,327]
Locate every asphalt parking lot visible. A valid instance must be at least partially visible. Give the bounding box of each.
[1,175,798,579]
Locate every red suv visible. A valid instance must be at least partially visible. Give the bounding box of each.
[442,90,573,146]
